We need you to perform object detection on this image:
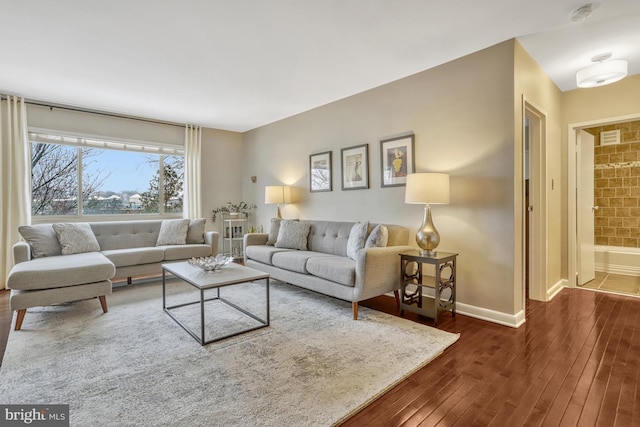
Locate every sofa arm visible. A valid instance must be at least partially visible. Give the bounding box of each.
[243,233,268,249]
[204,231,220,256]
[354,245,414,301]
[12,242,32,264]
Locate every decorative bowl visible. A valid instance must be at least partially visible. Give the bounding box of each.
[188,255,234,271]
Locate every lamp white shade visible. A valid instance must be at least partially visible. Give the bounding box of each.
[404,173,450,205]
[264,185,291,204]
[576,59,628,88]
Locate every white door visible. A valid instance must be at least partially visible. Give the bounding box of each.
[577,130,595,285]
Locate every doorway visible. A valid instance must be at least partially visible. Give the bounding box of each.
[568,113,640,289]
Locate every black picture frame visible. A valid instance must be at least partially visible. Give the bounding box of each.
[341,144,369,190]
[309,151,332,192]
[380,133,415,187]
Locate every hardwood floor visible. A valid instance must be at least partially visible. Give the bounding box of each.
[342,288,640,426]
[1,287,639,426]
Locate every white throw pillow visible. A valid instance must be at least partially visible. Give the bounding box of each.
[365,224,389,248]
[19,224,63,258]
[52,223,101,255]
[156,219,190,246]
[346,222,369,260]
[274,220,311,251]
[186,218,206,244]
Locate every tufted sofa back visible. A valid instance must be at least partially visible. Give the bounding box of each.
[90,221,162,250]
[301,220,409,257]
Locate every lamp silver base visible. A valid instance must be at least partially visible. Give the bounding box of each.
[419,249,438,257]
[415,204,440,256]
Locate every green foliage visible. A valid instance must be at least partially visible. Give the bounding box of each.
[211,201,256,222]
[140,158,184,213]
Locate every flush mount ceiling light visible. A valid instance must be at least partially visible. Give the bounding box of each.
[576,53,628,88]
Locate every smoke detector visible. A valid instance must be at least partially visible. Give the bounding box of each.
[571,4,593,22]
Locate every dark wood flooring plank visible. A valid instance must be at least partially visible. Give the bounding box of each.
[597,298,638,426]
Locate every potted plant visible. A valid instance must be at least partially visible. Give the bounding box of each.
[211,201,256,222]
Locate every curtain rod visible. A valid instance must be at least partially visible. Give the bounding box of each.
[1,95,186,129]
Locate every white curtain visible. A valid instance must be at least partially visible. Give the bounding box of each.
[0,96,30,289]
[183,124,202,219]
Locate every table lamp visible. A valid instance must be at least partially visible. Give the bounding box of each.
[264,185,291,219]
[404,173,450,256]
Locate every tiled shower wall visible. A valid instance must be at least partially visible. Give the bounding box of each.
[586,120,640,248]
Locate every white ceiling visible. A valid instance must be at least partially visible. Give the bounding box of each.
[1,0,639,132]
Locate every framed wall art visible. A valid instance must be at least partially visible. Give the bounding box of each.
[309,151,332,192]
[341,144,369,190]
[380,133,415,187]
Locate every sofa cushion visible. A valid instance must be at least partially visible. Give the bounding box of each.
[7,252,115,290]
[274,220,311,251]
[186,218,206,244]
[271,251,318,274]
[245,245,293,265]
[53,223,101,255]
[365,224,389,248]
[18,224,63,258]
[306,256,356,287]
[162,244,212,261]
[346,222,369,260]
[101,247,165,267]
[156,219,190,246]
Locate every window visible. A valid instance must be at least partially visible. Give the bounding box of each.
[29,131,184,218]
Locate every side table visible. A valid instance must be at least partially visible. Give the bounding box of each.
[399,251,458,325]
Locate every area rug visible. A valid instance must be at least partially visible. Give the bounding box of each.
[0,278,458,426]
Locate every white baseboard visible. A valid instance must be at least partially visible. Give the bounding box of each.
[385,291,526,328]
[547,279,567,300]
[455,302,525,328]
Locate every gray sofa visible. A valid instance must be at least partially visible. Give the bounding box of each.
[244,220,412,319]
[7,219,218,330]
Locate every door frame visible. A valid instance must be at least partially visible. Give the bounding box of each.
[523,98,547,304]
[567,113,640,288]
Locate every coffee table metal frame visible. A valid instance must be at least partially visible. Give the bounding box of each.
[162,262,270,346]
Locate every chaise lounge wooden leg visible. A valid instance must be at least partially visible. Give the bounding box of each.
[353,302,358,320]
[98,295,108,313]
[394,289,400,309]
[15,309,26,331]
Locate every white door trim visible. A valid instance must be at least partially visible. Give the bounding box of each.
[523,97,547,304]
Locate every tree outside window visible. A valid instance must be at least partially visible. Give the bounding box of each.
[30,137,184,217]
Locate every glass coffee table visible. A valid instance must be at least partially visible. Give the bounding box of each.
[162,261,270,345]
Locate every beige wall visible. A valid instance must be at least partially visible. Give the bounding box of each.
[242,41,522,320]
[201,128,244,233]
[563,74,640,125]
[514,41,564,304]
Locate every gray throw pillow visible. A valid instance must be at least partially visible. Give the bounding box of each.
[52,223,101,255]
[18,224,63,258]
[365,224,389,248]
[156,219,190,246]
[186,218,206,244]
[266,218,281,246]
[346,222,369,260]
[274,220,311,251]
